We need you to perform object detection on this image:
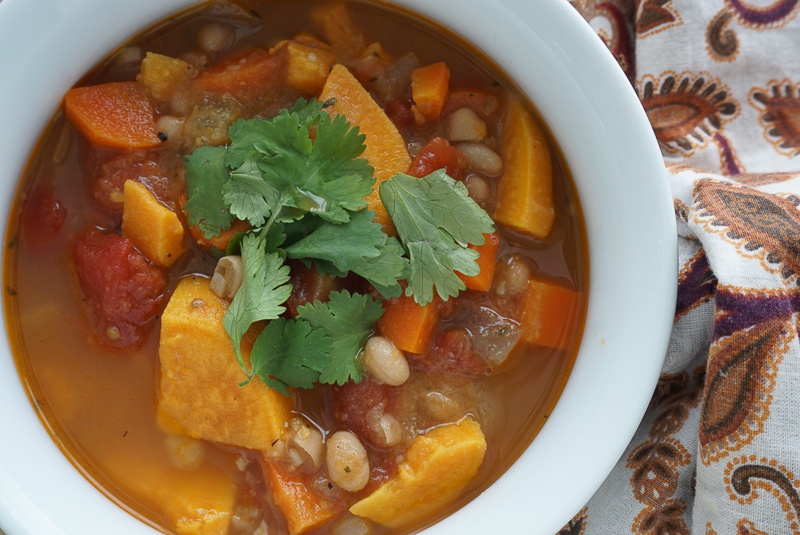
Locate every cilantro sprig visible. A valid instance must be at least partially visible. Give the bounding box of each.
[380,170,494,305]
[183,98,494,393]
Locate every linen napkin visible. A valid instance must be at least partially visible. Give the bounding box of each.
[563,1,800,534]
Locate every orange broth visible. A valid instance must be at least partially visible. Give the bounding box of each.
[3,1,588,533]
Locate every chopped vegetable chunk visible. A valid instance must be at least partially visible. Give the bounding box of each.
[122,180,186,267]
[103,445,237,535]
[274,37,338,95]
[310,2,366,57]
[88,149,180,215]
[64,81,162,149]
[137,52,196,109]
[19,182,66,247]
[417,327,487,376]
[407,136,469,180]
[158,276,292,451]
[493,97,555,239]
[166,471,236,535]
[72,228,167,348]
[349,417,487,528]
[377,292,439,354]
[262,460,344,534]
[192,47,289,111]
[457,232,500,292]
[411,62,450,124]
[518,276,582,350]
[319,64,411,234]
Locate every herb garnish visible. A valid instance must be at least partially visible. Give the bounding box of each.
[380,170,494,305]
[184,98,494,392]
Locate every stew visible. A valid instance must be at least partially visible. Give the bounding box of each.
[4,1,588,534]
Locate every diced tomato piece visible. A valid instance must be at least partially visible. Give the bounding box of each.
[87,149,181,215]
[412,328,487,376]
[331,377,391,448]
[285,262,344,317]
[72,229,167,349]
[19,182,67,247]
[384,99,415,129]
[436,296,458,320]
[407,136,469,180]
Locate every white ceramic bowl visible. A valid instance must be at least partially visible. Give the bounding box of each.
[0,0,676,533]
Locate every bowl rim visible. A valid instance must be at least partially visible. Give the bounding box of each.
[0,0,676,534]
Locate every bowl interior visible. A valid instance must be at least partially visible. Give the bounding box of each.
[0,0,675,534]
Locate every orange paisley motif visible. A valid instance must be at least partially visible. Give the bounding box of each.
[632,500,690,535]
[725,457,800,533]
[737,518,771,535]
[700,317,790,464]
[636,0,682,37]
[749,80,800,158]
[692,180,800,282]
[627,438,691,504]
[558,507,588,535]
[639,72,740,172]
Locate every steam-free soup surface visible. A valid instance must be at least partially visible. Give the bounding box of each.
[4,1,587,533]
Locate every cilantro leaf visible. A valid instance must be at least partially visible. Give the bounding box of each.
[223,233,292,373]
[224,117,276,170]
[249,109,373,224]
[282,214,324,246]
[225,110,315,226]
[223,160,282,227]
[380,169,495,304]
[303,114,374,222]
[250,317,333,395]
[184,145,234,238]
[349,236,408,298]
[284,209,408,291]
[296,291,385,385]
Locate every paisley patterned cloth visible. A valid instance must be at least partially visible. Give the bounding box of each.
[564,1,800,534]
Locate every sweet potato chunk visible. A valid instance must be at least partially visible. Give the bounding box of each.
[104,443,236,535]
[493,97,555,239]
[319,64,411,235]
[310,2,366,57]
[349,417,486,528]
[272,37,337,95]
[122,180,186,267]
[167,469,236,535]
[158,276,292,451]
[137,52,196,109]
